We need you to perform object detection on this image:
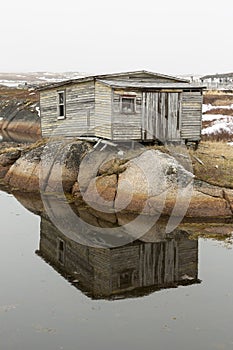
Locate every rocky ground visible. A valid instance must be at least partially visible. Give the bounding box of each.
[0,138,232,219]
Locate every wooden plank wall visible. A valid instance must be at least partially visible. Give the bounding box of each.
[112,88,142,140]
[40,81,95,137]
[177,238,199,280]
[142,92,181,142]
[39,217,111,297]
[139,240,179,286]
[94,81,112,139]
[181,91,203,141]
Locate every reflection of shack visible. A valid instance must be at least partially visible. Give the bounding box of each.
[36,218,200,300]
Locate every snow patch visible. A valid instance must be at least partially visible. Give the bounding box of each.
[202,114,231,122]
[202,120,233,135]
[202,103,233,113]
[36,107,40,117]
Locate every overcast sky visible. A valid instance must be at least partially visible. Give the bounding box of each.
[1,0,233,76]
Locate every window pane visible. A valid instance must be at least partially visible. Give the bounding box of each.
[122,98,135,113]
[59,105,64,117]
[59,92,64,104]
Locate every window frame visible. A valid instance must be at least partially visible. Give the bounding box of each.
[120,96,136,114]
[57,90,66,120]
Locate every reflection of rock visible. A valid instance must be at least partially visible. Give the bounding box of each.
[36,217,200,300]
[12,191,44,216]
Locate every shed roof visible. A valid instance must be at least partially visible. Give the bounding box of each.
[98,79,204,90]
[38,70,190,91]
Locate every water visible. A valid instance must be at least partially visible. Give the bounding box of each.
[1,189,233,350]
[0,130,40,144]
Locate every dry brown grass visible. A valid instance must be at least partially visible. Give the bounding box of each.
[190,141,233,188]
[201,130,233,142]
[0,138,46,155]
[0,86,39,103]
[203,90,233,106]
[0,146,22,155]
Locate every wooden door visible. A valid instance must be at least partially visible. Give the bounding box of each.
[142,92,181,142]
[139,241,179,287]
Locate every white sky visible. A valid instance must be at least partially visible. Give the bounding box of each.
[1,0,233,75]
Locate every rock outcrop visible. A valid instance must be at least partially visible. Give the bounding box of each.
[4,140,92,193]
[0,149,22,179]
[0,139,233,218]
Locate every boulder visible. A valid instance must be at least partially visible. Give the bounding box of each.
[4,140,91,193]
[5,146,42,192]
[0,149,21,178]
[114,149,193,215]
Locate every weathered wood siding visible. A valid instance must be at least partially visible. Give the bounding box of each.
[38,218,199,299]
[181,91,203,141]
[40,76,203,143]
[177,237,199,280]
[40,81,95,137]
[142,92,182,142]
[94,81,112,139]
[112,88,142,140]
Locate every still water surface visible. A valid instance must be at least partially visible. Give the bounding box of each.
[1,190,233,350]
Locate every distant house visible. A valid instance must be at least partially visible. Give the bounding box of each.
[39,70,204,144]
[200,72,233,89]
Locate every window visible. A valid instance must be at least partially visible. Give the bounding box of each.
[118,269,135,289]
[57,238,65,264]
[57,91,66,119]
[120,96,136,114]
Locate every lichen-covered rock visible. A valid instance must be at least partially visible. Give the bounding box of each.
[114,149,193,215]
[41,140,91,193]
[4,140,92,193]
[83,174,118,210]
[1,138,233,218]
[0,149,21,178]
[5,146,42,192]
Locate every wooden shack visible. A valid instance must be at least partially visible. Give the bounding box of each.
[39,70,204,143]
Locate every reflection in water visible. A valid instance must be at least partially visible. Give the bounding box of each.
[36,217,200,300]
[0,130,40,143]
